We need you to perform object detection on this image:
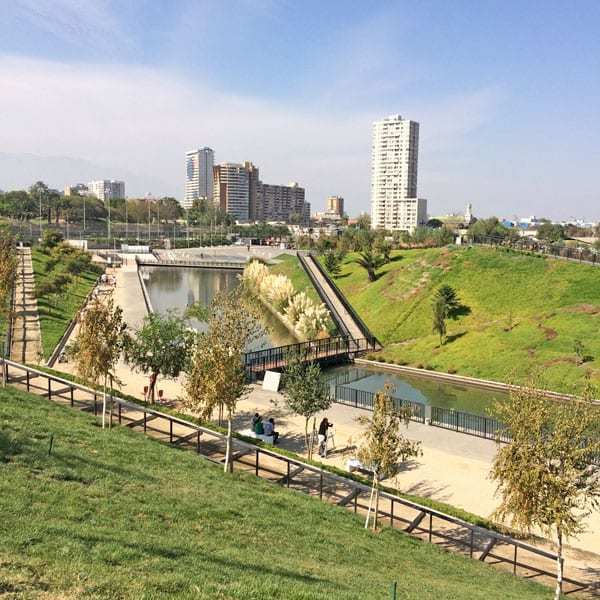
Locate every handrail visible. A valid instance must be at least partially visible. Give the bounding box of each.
[135,256,246,270]
[297,252,350,338]
[1,355,589,592]
[304,252,381,348]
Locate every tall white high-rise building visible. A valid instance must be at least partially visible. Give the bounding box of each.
[184,147,214,209]
[370,115,427,232]
[88,180,125,201]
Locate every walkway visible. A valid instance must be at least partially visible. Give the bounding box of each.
[9,247,42,363]
[300,253,365,340]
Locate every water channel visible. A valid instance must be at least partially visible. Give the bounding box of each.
[143,266,297,351]
[144,266,507,416]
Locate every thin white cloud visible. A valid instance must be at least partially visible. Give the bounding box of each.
[0,55,501,214]
[11,0,132,53]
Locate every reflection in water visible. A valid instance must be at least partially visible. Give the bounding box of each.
[327,364,508,416]
[143,266,297,351]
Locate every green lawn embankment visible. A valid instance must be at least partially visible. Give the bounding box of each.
[31,247,101,359]
[329,246,600,394]
[269,253,321,304]
[0,386,552,599]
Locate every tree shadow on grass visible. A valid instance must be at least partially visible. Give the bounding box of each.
[449,304,471,319]
[445,332,467,345]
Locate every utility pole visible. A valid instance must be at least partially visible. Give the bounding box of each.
[107,191,111,243]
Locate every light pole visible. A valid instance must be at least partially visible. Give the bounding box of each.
[107,190,111,243]
[125,200,128,240]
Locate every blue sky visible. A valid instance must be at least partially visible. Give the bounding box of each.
[1,1,599,219]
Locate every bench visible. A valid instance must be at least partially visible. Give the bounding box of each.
[240,428,274,445]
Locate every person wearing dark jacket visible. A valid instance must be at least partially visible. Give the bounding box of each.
[318,418,333,457]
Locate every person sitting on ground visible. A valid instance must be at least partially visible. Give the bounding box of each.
[318,417,333,457]
[253,415,264,436]
[263,418,279,444]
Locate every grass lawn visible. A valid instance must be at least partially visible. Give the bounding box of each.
[0,387,553,599]
[31,247,101,359]
[328,246,600,394]
[269,253,321,304]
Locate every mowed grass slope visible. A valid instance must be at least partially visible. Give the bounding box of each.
[31,248,100,359]
[269,253,321,304]
[0,388,552,599]
[330,246,600,393]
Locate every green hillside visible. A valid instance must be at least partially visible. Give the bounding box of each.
[31,247,101,358]
[330,246,600,394]
[0,387,551,599]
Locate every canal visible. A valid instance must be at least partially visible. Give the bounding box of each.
[143,265,507,416]
[142,266,298,351]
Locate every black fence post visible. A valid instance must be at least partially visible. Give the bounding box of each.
[428,513,433,543]
[143,412,147,433]
[513,545,518,574]
[196,431,200,454]
[255,449,259,476]
[169,420,173,443]
[287,460,291,488]
[70,386,74,407]
[118,403,122,424]
[48,378,51,400]
[319,472,323,499]
[94,393,98,415]
[26,370,30,391]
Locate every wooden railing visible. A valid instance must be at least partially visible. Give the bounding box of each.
[0,356,592,596]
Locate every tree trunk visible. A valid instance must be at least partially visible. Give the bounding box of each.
[224,415,233,474]
[101,375,107,429]
[372,476,380,532]
[1,358,6,388]
[555,529,563,600]
[304,417,310,458]
[148,372,158,404]
[365,473,376,529]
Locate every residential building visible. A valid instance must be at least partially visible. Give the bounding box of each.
[88,180,125,201]
[213,163,250,221]
[245,161,261,220]
[64,183,90,196]
[326,195,344,217]
[184,147,214,209]
[370,114,426,232]
[255,181,309,224]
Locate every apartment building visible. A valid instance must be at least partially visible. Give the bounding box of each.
[88,180,125,201]
[370,115,426,232]
[213,163,250,221]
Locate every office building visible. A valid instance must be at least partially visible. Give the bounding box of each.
[326,195,344,217]
[88,180,125,201]
[184,147,214,209]
[370,115,426,232]
[213,163,250,221]
[245,161,261,220]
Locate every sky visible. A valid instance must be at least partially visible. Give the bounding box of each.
[0,1,599,220]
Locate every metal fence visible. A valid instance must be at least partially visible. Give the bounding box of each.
[0,356,591,596]
[244,336,376,375]
[334,384,426,424]
[431,406,511,443]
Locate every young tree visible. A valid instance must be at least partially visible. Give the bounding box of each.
[183,289,262,473]
[431,295,447,345]
[73,295,125,428]
[124,311,195,403]
[354,248,385,282]
[0,230,17,385]
[282,356,331,460]
[323,250,341,277]
[357,384,422,530]
[490,382,600,600]
[434,284,460,316]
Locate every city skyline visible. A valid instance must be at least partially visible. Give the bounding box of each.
[0,2,599,220]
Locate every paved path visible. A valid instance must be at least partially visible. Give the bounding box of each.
[300,254,365,340]
[10,247,42,363]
